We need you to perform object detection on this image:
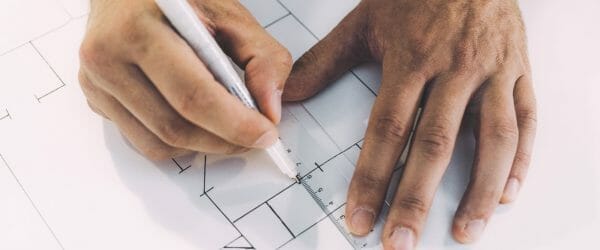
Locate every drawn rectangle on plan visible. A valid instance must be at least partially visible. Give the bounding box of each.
[235,204,293,249]
[31,17,87,87]
[269,181,326,236]
[266,14,317,60]
[240,0,288,27]
[280,216,353,250]
[0,43,64,107]
[279,0,360,38]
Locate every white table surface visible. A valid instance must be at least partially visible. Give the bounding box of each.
[493,0,600,249]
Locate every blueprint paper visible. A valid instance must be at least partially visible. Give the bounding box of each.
[0,0,480,249]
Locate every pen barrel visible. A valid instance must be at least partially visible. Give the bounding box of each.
[156,0,258,109]
[156,0,299,180]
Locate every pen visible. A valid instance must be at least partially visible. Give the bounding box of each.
[155,0,300,181]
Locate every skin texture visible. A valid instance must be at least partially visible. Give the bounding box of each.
[79,0,292,160]
[283,0,536,249]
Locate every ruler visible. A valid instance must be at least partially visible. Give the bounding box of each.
[276,107,418,249]
[286,148,386,249]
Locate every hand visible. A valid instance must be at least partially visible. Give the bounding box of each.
[284,0,536,249]
[79,0,292,160]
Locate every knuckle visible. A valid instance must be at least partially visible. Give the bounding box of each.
[513,150,531,168]
[79,37,108,70]
[274,48,293,70]
[408,38,429,60]
[407,54,432,75]
[406,39,434,74]
[396,194,428,216]
[486,120,519,144]
[373,116,410,145]
[124,31,151,58]
[516,107,537,130]
[353,171,386,196]
[156,121,188,147]
[416,123,454,159]
[173,86,211,116]
[119,16,149,44]
[117,15,155,58]
[454,42,476,70]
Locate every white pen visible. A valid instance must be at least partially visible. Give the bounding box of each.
[155,0,299,181]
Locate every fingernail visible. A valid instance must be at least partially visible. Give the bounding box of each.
[350,207,375,235]
[464,219,485,242]
[503,178,520,202]
[389,227,414,250]
[271,90,283,123]
[252,130,278,148]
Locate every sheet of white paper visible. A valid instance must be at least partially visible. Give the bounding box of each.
[0,0,70,55]
[1,0,599,249]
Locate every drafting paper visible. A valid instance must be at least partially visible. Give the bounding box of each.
[4,0,573,249]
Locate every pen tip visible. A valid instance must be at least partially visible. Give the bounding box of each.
[295,174,301,184]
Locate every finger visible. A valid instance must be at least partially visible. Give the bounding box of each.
[345,55,426,236]
[382,74,478,250]
[83,64,246,155]
[242,49,291,124]
[86,99,109,120]
[133,20,279,149]
[214,8,292,124]
[452,75,519,244]
[283,7,368,102]
[78,71,191,160]
[501,75,536,203]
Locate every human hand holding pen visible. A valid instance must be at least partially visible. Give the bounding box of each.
[78,0,292,160]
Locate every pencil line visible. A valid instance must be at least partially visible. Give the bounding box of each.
[205,193,254,249]
[266,202,295,238]
[276,202,346,249]
[264,13,292,29]
[203,154,207,193]
[222,235,243,248]
[0,109,11,121]
[350,70,378,96]
[30,42,67,102]
[1,154,65,249]
[318,138,364,167]
[171,158,184,171]
[232,181,296,223]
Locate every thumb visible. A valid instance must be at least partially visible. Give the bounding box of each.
[243,48,292,124]
[222,33,292,124]
[209,3,292,124]
[283,8,368,102]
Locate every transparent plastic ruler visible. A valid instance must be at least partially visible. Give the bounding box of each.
[287,149,386,249]
[277,107,396,249]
